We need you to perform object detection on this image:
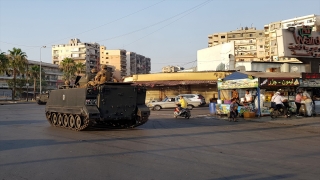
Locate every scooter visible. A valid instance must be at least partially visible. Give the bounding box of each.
[174,106,191,119]
[270,102,292,119]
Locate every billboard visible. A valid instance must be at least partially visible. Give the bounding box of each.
[277,26,320,58]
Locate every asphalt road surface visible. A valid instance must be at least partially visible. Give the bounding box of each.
[0,104,320,180]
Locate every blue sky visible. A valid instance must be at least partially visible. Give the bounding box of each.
[1,0,320,73]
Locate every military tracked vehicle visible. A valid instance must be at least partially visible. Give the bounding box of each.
[37,92,49,105]
[45,67,150,131]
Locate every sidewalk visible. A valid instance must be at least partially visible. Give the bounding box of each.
[0,100,36,105]
[206,113,320,133]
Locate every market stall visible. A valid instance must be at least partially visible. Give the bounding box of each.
[217,72,260,117]
[217,72,301,117]
[299,73,320,115]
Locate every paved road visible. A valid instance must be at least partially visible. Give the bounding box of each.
[0,104,320,180]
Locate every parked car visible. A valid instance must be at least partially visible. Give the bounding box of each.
[147,96,200,111]
[176,94,206,106]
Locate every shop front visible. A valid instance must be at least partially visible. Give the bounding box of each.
[259,77,301,115]
[299,73,320,115]
[216,72,301,117]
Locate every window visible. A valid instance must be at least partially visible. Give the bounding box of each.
[221,36,225,39]
[307,20,312,23]
[260,45,263,48]
[249,34,252,37]
[249,40,253,43]
[232,35,235,38]
[259,33,262,35]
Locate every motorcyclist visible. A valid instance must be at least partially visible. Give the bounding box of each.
[177,95,187,115]
[271,91,288,117]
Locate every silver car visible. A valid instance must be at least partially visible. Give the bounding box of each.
[147,96,199,111]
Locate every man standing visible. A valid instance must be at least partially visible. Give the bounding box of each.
[244,89,253,103]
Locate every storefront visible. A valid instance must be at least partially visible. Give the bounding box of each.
[216,72,301,117]
[299,73,320,115]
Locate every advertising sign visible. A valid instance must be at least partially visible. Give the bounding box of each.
[300,79,320,87]
[259,78,300,87]
[277,26,320,58]
[218,78,258,90]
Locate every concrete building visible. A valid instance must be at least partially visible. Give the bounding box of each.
[208,27,265,62]
[0,60,63,99]
[100,47,127,80]
[264,14,320,61]
[52,38,100,73]
[197,42,235,71]
[126,52,151,75]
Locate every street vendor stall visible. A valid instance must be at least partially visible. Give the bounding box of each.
[217,72,301,117]
[217,72,260,117]
[299,73,320,115]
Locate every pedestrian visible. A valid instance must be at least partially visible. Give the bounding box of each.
[302,89,313,117]
[229,98,238,122]
[295,89,303,117]
[231,89,241,105]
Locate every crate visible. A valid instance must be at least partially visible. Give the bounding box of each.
[243,112,256,118]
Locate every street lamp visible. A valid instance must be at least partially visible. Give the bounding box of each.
[40,46,46,94]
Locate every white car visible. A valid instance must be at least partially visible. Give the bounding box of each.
[176,94,206,106]
[147,96,200,111]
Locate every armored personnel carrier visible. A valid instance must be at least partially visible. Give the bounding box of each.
[45,66,150,131]
[37,92,49,105]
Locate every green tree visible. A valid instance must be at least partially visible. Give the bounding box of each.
[7,48,28,100]
[75,62,86,76]
[0,52,9,74]
[29,65,41,99]
[59,58,76,82]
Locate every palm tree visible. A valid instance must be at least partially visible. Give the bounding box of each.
[75,62,86,76]
[7,48,28,100]
[29,65,41,100]
[0,52,9,74]
[59,58,76,82]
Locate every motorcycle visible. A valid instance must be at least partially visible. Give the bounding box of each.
[174,106,191,119]
[270,102,292,119]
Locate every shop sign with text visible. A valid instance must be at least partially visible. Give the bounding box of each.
[286,26,320,57]
[218,78,258,90]
[300,79,320,87]
[259,78,300,87]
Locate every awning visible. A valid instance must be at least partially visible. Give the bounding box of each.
[134,80,216,87]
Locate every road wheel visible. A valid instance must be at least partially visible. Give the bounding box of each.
[187,105,193,110]
[63,114,69,127]
[51,113,57,125]
[57,114,63,126]
[153,105,161,111]
[75,115,82,129]
[69,115,75,128]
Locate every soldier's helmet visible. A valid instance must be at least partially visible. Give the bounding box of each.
[91,68,97,73]
[101,64,108,69]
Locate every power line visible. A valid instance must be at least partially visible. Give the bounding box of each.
[122,0,212,47]
[0,0,166,49]
[96,0,213,43]
[0,41,40,48]
[45,0,166,46]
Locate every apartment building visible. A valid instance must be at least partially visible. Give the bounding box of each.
[264,14,320,61]
[100,46,127,80]
[0,60,63,99]
[52,38,100,73]
[208,27,265,62]
[126,52,151,75]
